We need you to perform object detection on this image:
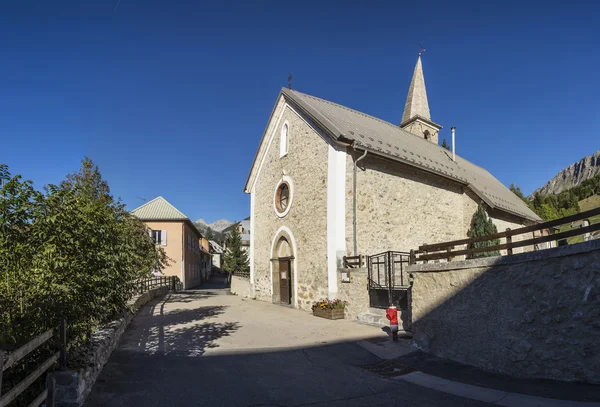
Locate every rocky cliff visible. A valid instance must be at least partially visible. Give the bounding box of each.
[532,149,600,196]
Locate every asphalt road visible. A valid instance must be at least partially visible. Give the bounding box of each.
[85,283,492,407]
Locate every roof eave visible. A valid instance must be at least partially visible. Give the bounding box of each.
[281,88,344,142]
[399,115,442,130]
[468,183,541,223]
[244,90,287,194]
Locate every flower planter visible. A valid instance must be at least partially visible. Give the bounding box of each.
[312,308,345,320]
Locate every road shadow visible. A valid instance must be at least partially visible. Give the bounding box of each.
[121,293,239,357]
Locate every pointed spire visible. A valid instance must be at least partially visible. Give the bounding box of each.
[401,55,431,124]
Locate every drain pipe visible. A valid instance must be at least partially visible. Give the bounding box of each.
[353,148,368,256]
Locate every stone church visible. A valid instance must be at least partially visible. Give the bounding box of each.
[244,55,541,310]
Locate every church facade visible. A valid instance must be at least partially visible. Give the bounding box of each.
[244,56,540,310]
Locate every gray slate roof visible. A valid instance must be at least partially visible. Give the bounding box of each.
[131,196,188,220]
[281,88,541,222]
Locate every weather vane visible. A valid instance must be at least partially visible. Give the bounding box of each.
[418,42,426,56]
[287,73,293,89]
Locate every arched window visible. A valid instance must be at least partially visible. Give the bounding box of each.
[280,123,288,157]
[423,130,430,140]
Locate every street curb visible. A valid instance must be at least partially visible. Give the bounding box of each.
[395,371,600,407]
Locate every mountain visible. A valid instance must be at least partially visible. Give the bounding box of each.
[210,219,234,232]
[532,149,600,197]
[193,218,234,235]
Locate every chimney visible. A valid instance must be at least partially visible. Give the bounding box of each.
[451,127,456,162]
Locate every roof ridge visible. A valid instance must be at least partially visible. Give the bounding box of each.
[131,195,163,213]
[158,196,189,219]
[131,196,189,220]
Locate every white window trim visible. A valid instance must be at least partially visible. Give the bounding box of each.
[273,175,294,218]
[279,121,289,158]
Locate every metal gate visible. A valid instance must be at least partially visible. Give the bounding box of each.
[367,251,410,309]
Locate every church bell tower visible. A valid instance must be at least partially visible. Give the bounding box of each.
[400,54,442,144]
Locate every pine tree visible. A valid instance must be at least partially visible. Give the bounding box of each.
[468,205,501,258]
[0,164,9,188]
[222,222,249,275]
[205,227,214,241]
[441,138,451,151]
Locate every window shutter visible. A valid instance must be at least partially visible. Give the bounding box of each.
[148,229,153,238]
[161,230,167,246]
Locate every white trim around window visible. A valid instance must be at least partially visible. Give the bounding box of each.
[279,121,289,157]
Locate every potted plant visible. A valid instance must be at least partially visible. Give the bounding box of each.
[311,299,347,320]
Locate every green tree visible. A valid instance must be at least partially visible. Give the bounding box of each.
[205,227,214,240]
[0,163,9,186]
[441,138,451,151]
[467,205,501,258]
[222,222,249,275]
[509,183,526,201]
[0,158,168,351]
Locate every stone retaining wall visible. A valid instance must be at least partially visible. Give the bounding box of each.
[408,240,600,384]
[337,267,369,320]
[49,286,169,406]
[230,275,252,299]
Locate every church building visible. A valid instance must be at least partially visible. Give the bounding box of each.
[244,55,540,310]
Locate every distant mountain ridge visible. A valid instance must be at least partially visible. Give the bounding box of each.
[194,218,234,233]
[532,149,600,197]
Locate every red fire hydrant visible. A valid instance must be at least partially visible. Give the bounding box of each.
[386,305,399,341]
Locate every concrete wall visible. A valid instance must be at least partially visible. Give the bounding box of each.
[408,240,600,384]
[230,276,252,299]
[252,102,329,310]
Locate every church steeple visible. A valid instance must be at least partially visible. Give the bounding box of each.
[400,54,442,144]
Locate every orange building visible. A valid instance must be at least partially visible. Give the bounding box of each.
[131,196,212,288]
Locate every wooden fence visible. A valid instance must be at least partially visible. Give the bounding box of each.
[0,319,66,407]
[233,270,250,279]
[411,206,600,263]
[132,275,181,293]
[1,275,177,407]
[342,255,366,268]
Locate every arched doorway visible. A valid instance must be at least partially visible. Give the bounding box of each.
[270,227,296,306]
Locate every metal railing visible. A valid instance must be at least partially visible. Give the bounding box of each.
[367,251,411,309]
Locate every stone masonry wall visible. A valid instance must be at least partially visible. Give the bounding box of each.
[252,103,329,310]
[230,275,252,299]
[408,240,600,384]
[336,267,369,321]
[50,286,169,406]
[344,153,527,257]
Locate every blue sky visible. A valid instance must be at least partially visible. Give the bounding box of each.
[2,0,599,223]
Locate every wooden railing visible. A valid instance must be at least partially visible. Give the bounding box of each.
[412,207,600,263]
[0,319,67,407]
[233,270,250,279]
[132,275,181,294]
[343,255,366,268]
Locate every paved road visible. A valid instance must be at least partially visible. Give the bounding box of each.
[86,281,492,407]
